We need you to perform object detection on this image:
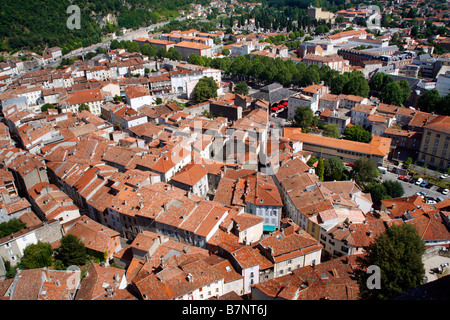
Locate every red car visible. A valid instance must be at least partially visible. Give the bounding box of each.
[398,175,405,180]
[346,163,354,167]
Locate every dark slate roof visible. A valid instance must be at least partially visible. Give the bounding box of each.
[249,82,298,104]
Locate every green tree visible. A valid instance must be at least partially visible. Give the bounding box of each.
[78,103,90,112]
[352,158,380,185]
[369,72,393,92]
[382,180,404,198]
[156,47,167,59]
[193,77,219,103]
[188,53,205,66]
[323,156,346,181]
[330,73,349,94]
[436,93,450,116]
[41,103,55,112]
[381,82,405,106]
[417,89,442,113]
[294,106,317,131]
[404,157,412,170]
[127,41,140,53]
[140,44,152,56]
[167,47,182,61]
[343,70,370,97]
[356,224,425,300]
[0,218,26,238]
[230,55,251,77]
[344,125,372,143]
[234,81,249,95]
[397,80,411,104]
[300,66,320,87]
[19,241,53,269]
[57,234,86,267]
[322,123,340,138]
[365,182,389,205]
[222,48,230,56]
[316,158,325,181]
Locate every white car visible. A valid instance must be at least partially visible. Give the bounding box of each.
[415,178,423,185]
[441,174,449,179]
[426,200,436,204]
[443,189,449,195]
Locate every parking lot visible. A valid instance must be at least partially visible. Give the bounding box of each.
[381,171,448,202]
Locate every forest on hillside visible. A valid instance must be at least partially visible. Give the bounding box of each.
[0,0,207,54]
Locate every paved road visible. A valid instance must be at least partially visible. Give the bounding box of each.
[381,170,447,201]
[63,17,187,59]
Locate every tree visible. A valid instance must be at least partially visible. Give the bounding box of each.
[222,48,230,56]
[382,180,404,198]
[316,158,325,181]
[156,47,167,59]
[234,81,249,95]
[300,66,320,87]
[343,70,370,97]
[167,47,182,61]
[78,103,90,112]
[19,241,53,269]
[193,77,219,103]
[356,224,425,300]
[404,157,412,170]
[324,156,346,181]
[57,234,86,267]
[352,158,380,185]
[0,218,26,238]
[365,182,389,205]
[330,73,349,94]
[417,89,443,113]
[41,103,55,112]
[294,106,317,131]
[381,82,405,106]
[369,72,393,92]
[322,123,340,138]
[397,80,411,104]
[344,125,372,143]
[188,53,205,66]
[127,41,140,53]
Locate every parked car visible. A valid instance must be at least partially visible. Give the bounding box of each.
[411,178,418,184]
[416,191,427,198]
[443,188,449,195]
[427,199,437,204]
[441,174,449,179]
[415,178,423,185]
[437,187,445,193]
[346,163,354,167]
[398,175,405,180]
[403,176,412,182]
[425,183,433,189]
[420,180,428,187]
